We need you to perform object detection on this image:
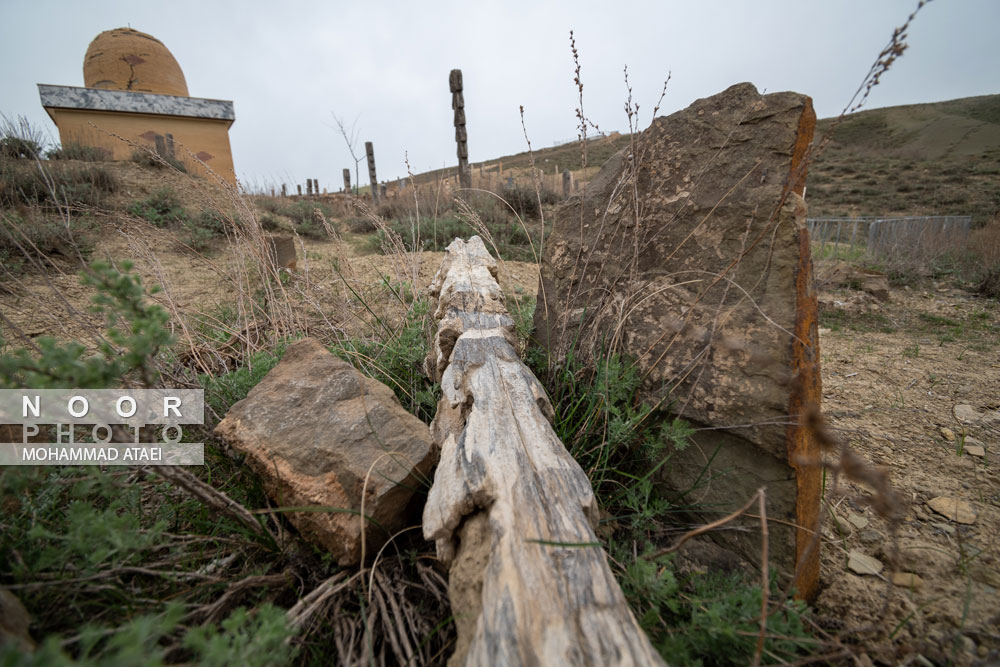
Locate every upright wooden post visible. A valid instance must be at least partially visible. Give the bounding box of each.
[281,183,287,197]
[365,141,378,204]
[343,168,351,194]
[312,178,319,195]
[562,169,572,198]
[423,237,665,666]
[450,69,470,190]
[306,180,313,196]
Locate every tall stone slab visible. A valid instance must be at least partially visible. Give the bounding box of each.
[534,83,821,599]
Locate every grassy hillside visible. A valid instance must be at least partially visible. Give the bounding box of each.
[410,94,1000,223]
[807,93,1000,221]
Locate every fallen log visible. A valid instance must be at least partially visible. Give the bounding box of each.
[422,236,664,666]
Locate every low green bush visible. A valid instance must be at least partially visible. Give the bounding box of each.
[127,187,188,227]
[46,143,109,162]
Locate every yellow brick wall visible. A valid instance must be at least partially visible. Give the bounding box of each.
[49,109,235,184]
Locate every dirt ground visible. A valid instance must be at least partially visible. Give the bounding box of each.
[813,283,1000,665]
[2,215,998,664]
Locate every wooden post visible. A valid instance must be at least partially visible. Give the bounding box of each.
[562,169,572,198]
[343,168,351,194]
[365,141,378,204]
[312,178,319,195]
[450,69,470,190]
[423,237,664,666]
[297,184,302,196]
[281,183,287,197]
[306,179,313,196]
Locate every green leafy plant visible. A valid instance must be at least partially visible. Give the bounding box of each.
[127,188,188,228]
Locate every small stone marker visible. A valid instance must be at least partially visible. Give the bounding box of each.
[848,550,883,576]
[965,444,986,458]
[847,513,869,530]
[927,496,976,524]
[891,572,924,589]
[267,235,297,272]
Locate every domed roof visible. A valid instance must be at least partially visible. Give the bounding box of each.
[83,28,189,97]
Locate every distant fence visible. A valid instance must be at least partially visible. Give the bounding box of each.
[806,216,972,263]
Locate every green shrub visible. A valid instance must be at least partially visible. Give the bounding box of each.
[0,211,95,279]
[127,187,188,227]
[46,143,109,161]
[0,162,117,209]
[0,136,41,159]
[497,183,559,219]
[277,200,334,239]
[259,212,281,231]
[182,209,230,250]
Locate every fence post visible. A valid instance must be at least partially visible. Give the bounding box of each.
[297,184,302,196]
[450,69,470,190]
[281,184,287,197]
[365,141,379,204]
[343,169,351,194]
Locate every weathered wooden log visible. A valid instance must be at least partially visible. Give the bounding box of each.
[423,236,664,666]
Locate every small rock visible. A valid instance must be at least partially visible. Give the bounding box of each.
[953,404,983,423]
[215,338,436,565]
[931,521,956,535]
[940,427,956,442]
[0,588,35,652]
[926,496,977,524]
[859,529,883,546]
[965,444,986,458]
[848,550,884,576]
[891,572,924,589]
[818,327,832,335]
[847,513,869,530]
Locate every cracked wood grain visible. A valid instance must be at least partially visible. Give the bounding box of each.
[423,236,665,666]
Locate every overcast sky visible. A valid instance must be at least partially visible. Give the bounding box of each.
[2,0,997,190]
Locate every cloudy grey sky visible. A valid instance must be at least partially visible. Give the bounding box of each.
[2,0,996,190]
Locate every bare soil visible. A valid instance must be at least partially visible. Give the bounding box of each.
[814,284,1000,665]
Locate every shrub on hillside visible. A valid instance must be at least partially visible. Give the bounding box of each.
[127,187,188,227]
[0,161,117,208]
[46,143,109,161]
[0,136,41,160]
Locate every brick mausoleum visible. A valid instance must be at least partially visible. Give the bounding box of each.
[38,27,236,184]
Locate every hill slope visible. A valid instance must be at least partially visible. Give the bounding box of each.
[411,93,1000,222]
